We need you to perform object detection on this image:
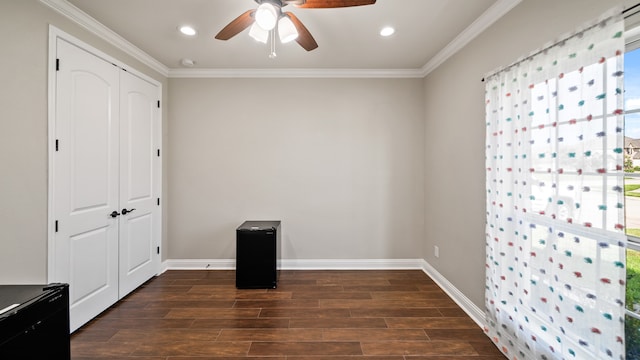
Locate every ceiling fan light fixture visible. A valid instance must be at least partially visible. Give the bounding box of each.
[249,23,269,43]
[255,3,278,31]
[278,16,298,43]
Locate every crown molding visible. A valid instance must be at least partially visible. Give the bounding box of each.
[168,68,424,78]
[39,0,169,77]
[420,0,522,77]
[40,0,519,80]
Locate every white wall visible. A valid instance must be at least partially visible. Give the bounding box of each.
[168,78,425,260]
[423,0,635,308]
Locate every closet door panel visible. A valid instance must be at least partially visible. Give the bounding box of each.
[118,70,160,297]
[54,39,120,332]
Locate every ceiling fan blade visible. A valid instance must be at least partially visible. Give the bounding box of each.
[285,12,318,51]
[293,0,375,8]
[215,9,256,40]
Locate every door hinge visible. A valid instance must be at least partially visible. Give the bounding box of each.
[157,246,160,254]
[157,149,160,157]
[55,139,59,152]
[157,198,160,206]
[56,58,60,71]
[55,220,59,232]
[157,100,160,108]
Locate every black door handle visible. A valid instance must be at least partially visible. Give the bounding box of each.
[121,208,136,215]
[109,211,120,218]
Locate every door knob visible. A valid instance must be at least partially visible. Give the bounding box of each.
[109,211,120,218]
[121,208,136,215]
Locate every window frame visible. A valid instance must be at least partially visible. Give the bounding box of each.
[624,7,640,322]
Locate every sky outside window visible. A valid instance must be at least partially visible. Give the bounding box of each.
[626,49,640,135]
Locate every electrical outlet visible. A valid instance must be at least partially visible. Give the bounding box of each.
[434,246,439,258]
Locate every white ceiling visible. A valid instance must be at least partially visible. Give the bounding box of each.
[59,0,515,75]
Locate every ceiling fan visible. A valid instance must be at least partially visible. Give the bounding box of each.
[215,0,376,52]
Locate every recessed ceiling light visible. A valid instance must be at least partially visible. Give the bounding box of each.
[178,25,197,36]
[380,26,395,37]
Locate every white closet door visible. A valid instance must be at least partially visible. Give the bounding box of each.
[118,71,160,296]
[54,39,120,332]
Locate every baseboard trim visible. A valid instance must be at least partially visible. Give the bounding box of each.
[281,258,425,270]
[163,258,425,271]
[161,258,486,328]
[420,260,486,328]
[163,259,235,270]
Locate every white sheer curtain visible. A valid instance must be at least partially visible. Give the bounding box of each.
[485,8,626,359]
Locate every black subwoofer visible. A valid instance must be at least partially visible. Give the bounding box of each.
[236,221,281,289]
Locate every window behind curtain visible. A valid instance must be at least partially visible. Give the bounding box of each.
[485,8,625,359]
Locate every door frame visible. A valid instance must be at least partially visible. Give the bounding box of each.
[47,25,162,284]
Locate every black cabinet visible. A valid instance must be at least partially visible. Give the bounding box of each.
[236,221,281,289]
[0,283,70,359]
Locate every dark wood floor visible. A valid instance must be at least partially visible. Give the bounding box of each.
[70,270,506,359]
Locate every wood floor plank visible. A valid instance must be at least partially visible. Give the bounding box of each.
[70,328,119,342]
[370,290,450,300]
[145,300,236,308]
[321,328,429,341]
[470,340,509,356]
[248,341,363,356]
[233,299,319,308]
[385,317,480,329]
[389,277,437,284]
[361,340,478,356]
[70,270,505,359]
[289,317,388,328]
[190,318,290,329]
[272,285,345,292]
[96,307,171,319]
[130,285,193,293]
[318,299,413,309]
[168,357,284,360]
[317,279,391,286]
[124,292,221,301]
[71,342,135,357]
[350,308,442,318]
[342,285,420,291]
[235,291,292,299]
[85,318,195,329]
[259,308,351,318]
[72,357,163,360]
[165,308,261,318]
[131,341,250,356]
[109,328,220,342]
[286,357,403,360]
[437,307,469,317]
[393,298,461,308]
[425,328,493,342]
[187,286,244,295]
[291,291,372,299]
[217,328,323,341]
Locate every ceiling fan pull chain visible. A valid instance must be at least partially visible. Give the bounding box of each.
[269,29,277,58]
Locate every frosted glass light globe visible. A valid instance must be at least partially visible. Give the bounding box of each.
[255,3,277,31]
